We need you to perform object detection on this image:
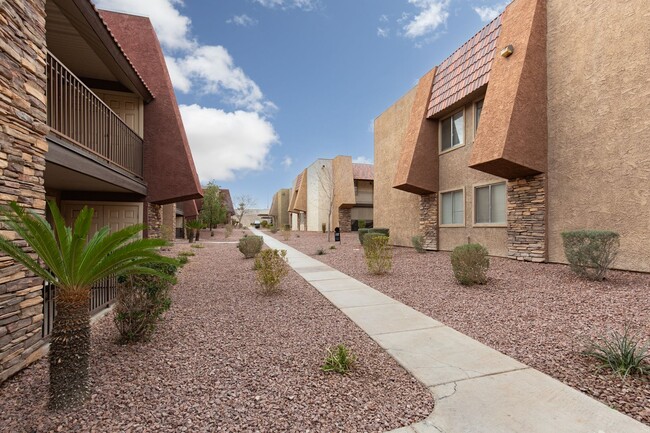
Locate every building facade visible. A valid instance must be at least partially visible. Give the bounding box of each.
[0,0,202,383]
[374,0,650,272]
[269,188,290,228]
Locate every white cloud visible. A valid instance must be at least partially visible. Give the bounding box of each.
[282,156,293,168]
[473,2,508,22]
[353,156,373,164]
[253,0,318,10]
[94,0,194,51]
[403,0,449,39]
[379,14,389,23]
[377,27,390,38]
[227,14,258,27]
[180,105,279,182]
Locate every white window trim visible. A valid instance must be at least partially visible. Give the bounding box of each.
[439,187,466,228]
[472,181,507,227]
[438,107,465,155]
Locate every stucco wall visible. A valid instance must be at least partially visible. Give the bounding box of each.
[332,155,355,229]
[547,0,650,272]
[374,88,421,247]
[306,159,332,231]
[437,100,508,256]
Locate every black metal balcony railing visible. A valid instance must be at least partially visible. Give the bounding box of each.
[42,276,117,338]
[46,51,143,178]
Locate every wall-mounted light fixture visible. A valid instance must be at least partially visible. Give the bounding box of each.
[500,45,514,58]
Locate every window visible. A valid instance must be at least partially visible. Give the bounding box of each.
[441,190,464,225]
[440,110,464,151]
[475,100,484,133]
[475,182,506,224]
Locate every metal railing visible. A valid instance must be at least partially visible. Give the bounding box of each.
[42,276,117,338]
[46,51,143,178]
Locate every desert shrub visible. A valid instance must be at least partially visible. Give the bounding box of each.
[561,230,620,281]
[114,262,178,343]
[190,243,204,249]
[358,228,370,244]
[451,243,489,285]
[254,249,289,294]
[224,223,234,239]
[270,226,279,234]
[412,235,425,253]
[321,344,356,374]
[316,247,326,256]
[261,220,269,228]
[584,326,650,378]
[370,227,389,237]
[238,235,263,259]
[358,219,366,229]
[321,223,326,233]
[281,227,291,241]
[178,250,195,257]
[363,235,392,275]
[177,255,189,266]
[329,245,336,250]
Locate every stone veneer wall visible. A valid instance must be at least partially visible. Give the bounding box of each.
[419,194,438,250]
[339,208,351,232]
[146,203,163,239]
[0,0,49,383]
[507,174,546,262]
[161,203,176,241]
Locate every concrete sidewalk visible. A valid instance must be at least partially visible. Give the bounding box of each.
[250,228,650,433]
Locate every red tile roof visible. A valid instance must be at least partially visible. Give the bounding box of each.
[427,14,502,117]
[352,163,374,181]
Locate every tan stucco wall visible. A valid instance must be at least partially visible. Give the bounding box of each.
[438,100,508,256]
[547,0,650,272]
[374,88,421,247]
[332,155,355,228]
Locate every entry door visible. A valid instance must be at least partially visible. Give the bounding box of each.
[95,91,143,136]
[65,204,102,236]
[104,205,140,232]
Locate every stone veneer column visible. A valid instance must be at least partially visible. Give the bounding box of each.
[161,203,176,241]
[507,174,546,262]
[419,194,438,250]
[0,0,50,383]
[146,203,163,239]
[339,208,351,232]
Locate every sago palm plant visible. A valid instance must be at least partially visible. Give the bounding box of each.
[0,201,173,410]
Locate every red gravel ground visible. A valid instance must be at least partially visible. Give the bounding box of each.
[0,233,432,432]
[278,230,650,426]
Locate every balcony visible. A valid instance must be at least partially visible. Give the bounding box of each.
[46,51,143,179]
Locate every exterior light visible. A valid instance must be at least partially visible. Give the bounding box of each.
[500,45,514,58]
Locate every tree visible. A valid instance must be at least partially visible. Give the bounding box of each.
[319,163,335,242]
[0,202,172,410]
[235,195,257,227]
[200,181,226,235]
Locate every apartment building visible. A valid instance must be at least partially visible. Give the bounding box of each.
[0,0,202,382]
[374,0,650,272]
[269,188,290,228]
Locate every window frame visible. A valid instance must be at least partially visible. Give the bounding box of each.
[438,108,465,154]
[472,181,507,227]
[474,99,484,135]
[439,187,465,227]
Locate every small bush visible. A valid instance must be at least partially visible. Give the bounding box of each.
[329,245,336,250]
[451,243,489,285]
[224,223,234,239]
[190,243,204,249]
[238,235,263,259]
[178,250,195,257]
[358,219,366,229]
[114,262,177,343]
[255,249,289,294]
[316,247,326,256]
[321,344,356,374]
[177,255,189,266]
[321,223,326,233]
[561,230,620,281]
[261,220,269,228]
[270,227,279,234]
[370,227,389,237]
[584,326,650,378]
[363,235,392,275]
[281,227,291,241]
[412,235,425,253]
[358,228,370,244]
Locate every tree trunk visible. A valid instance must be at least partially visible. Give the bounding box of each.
[195,230,200,241]
[48,289,91,410]
[187,228,194,243]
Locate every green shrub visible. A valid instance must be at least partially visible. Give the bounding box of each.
[114,262,177,343]
[358,219,366,229]
[321,344,356,374]
[178,250,195,257]
[561,230,620,281]
[412,235,425,253]
[177,255,189,266]
[238,235,263,258]
[370,227,389,237]
[451,243,489,285]
[281,226,291,241]
[363,235,392,275]
[358,228,370,244]
[261,220,269,228]
[584,326,650,378]
[254,249,289,294]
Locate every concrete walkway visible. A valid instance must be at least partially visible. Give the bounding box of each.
[250,229,650,433]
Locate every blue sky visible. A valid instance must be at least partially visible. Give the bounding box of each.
[94,0,508,208]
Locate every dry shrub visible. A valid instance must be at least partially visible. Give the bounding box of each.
[450,243,489,285]
[281,227,291,241]
[238,235,263,258]
[255,249,289,294]
[224,223,234,239]
[363,234,392,275]
[561,230,620,281]
[411,235,425,253]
